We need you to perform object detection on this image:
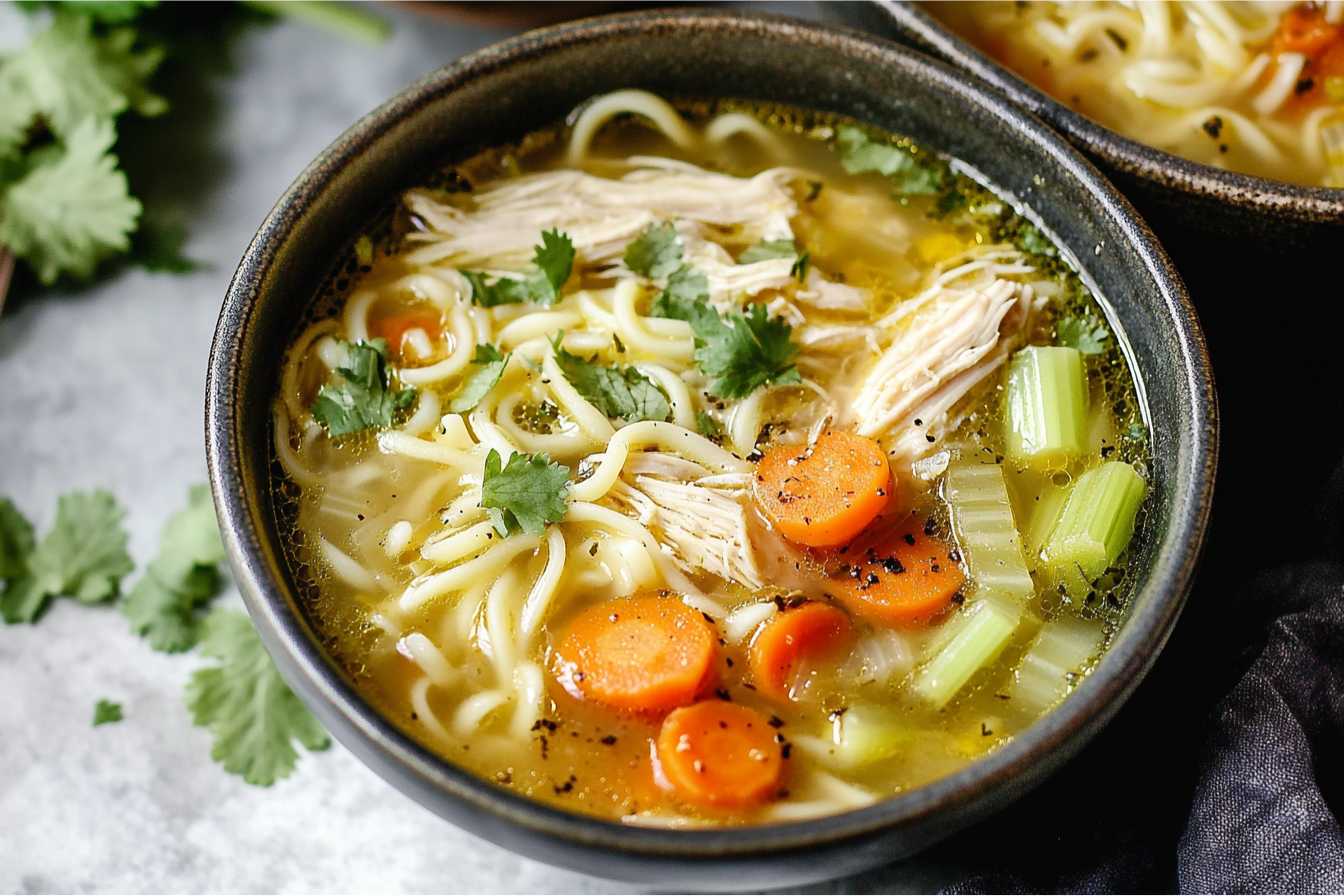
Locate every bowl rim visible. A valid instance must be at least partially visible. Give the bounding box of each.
[863,0,1344,222]
[206,7,1218,861]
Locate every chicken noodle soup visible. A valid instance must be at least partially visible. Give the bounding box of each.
[932,1,1344,188]
[272,91,1151,826]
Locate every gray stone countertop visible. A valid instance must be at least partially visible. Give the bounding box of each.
[0,3,955,892]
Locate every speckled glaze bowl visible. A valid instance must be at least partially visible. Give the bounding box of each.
[206,10,1217,889]
[829,2,1344,253]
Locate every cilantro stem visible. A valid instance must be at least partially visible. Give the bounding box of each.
[0,248,12,317]
[242,1,392,45]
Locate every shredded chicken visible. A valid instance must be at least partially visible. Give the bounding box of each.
[402,158,869,310]
[604,467,765,591]
[845,247,1041,471]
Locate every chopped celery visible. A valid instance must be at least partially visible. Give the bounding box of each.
[1011,616,1105,713]
[912,595,1021,709]
[827,702,910,768]
[945,463,1033,600]
[1023,483,1069,564]
[1004,346,1088,468]
[1040,461,1147,597]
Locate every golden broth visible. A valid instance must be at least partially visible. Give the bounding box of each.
[271,95,1149,826]
[931,1,1344,188]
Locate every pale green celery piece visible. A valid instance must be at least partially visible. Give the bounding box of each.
[1040,461,1147,598]
[1010,616,1105,714]
[1004,346,1089,468]
[827,703,911,768]
[945,463,1033,600]
[912,595,1021,709]
[1023,484,1069,564]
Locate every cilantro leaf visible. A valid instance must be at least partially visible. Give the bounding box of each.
[0,117,142,284]
[791,252,810,282]
[738,239,797,265]
[835,124,945,197]
[0,12,166,141]
[17,1,158,26]
[122,485,226,653]
[480,449,570,537]
[1057,317,1110,355]
[624,221,683,279]
[697,303,802,399]
[696,410,725,443]
[93,699,123,726]
[310,338,416,436]
[447,344,510,414]
[464,229,574,307]
[30,489,133,605]
[651,292,801,400]
[551,338,671,425]
[186,609,330,787]
[0,498,35,581]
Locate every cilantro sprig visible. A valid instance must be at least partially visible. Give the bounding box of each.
[624,221,682,279]
[463,229,574,307]
[551,336,671,425]
[310,338,416,436]
[121,484,226,652]
[186,608,331,787]
[1057,316,1110,355]
[739,238,809,282]
[480,449,570,537]
[835,124,946,197]
[0,490,133,623]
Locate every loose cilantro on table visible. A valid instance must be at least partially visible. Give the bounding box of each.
[93,698,123,726]
[186,608,330,787]
[310,338,416,436]
[624,221,682,279]
[0,490,133,624]
[1057,316,1110,355]
[447,343,510,414]
[480,449,570,537]
[551,336,671,425]
[463,229,574,307]
[121,484,226,653]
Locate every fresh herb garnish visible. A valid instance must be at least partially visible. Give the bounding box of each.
[310,338,416,436]
[186,608,331,787]
[652,289,801,400]
[93,699,123,726]
[1057,316,1109,355]
[696,410,725,443]
[480,449,570,537]
[447,343,510,414]
[463,229,574,307]
[835,124,945,197]
[0,490,133,624]
[551,336,671,425]
[121,484,226,653]
[738,239,797,265]
[624,221,682,279]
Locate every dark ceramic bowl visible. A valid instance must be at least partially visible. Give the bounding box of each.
[205,10,1217,889]
[829,2,1344,253]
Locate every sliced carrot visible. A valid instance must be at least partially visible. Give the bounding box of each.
[552,592,717,713]
[748,602,853,700]
[654,700,783,808]
[829,517,965,627]
[1273,4,1340,56]
[370,310,442,357]
[754,430,893,548]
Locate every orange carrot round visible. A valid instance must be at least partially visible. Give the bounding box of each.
[753,430,893,548]
[654,700,783,808]
[370,310,443,357]
[749,602,853,700]
[552,592,717,713]
[830,518,965,626]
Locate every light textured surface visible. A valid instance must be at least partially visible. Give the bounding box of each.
[0,4,953,893]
